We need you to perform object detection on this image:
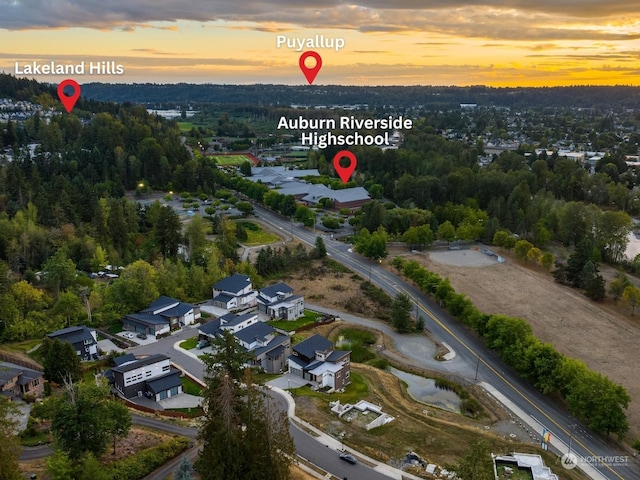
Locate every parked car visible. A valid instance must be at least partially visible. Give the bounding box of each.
[136,332,147,340]
[339,453,357,464]
[197,339,210,349]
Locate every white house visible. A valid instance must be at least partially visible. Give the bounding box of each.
[109,354,183,401]
[257,282,305,320]
[123,296,201,337]
[212,274,258,310]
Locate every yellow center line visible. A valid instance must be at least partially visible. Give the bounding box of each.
[402,289,623,480]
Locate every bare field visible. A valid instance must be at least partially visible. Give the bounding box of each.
[388,246,640,440]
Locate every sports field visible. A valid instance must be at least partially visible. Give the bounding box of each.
[208,154,254,165]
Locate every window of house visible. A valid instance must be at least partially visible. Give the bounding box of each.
[162,365,170,372]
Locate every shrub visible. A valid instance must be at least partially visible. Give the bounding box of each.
[108,437,190,480]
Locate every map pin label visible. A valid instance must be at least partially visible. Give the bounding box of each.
[57,79,81,113]
[299,51,322,85]
[333,150,357,184]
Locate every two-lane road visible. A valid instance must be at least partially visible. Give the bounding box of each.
[253,204,640,480]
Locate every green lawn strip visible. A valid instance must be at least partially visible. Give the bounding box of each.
[176,121,196,131]
[208,155,252,166]
[0,339,42,353]
[179,337,198,350]
[20,429,51,446]
[181,375,203,396]
[235,221,281,245]
[165,407,205,417]
[289,372,368,404]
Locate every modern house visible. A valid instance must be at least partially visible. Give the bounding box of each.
[123,296,200,337]
[288,334,351,390]
[109,354,183,401]
[0,361,44,399]
[257,282,305,320]
[212,274,257,310]
[198,313,291,374]
[46,325,98,361]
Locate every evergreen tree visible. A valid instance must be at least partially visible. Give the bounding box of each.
[42,338,81,384]
[313,235,327,258]
[174,456,194,480]
[196,331,294,480]
[0,397,22,480]
[391,292,413,333]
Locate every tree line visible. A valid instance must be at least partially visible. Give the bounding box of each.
[393,257,630,437]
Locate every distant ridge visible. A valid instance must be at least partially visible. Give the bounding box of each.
[80,82,640,110]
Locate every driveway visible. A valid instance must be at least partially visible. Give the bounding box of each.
[267,373,308,390]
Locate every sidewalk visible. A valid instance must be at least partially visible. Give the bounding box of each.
[176,341,420,479]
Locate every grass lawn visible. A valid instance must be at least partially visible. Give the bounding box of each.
[108,323,123,335]
[166,406,205,417]
[20,429,51,447]
[1,339,42,354]
[208,154,253,166]
[236,221,281,246]
[181,375,204,396]
[179,338,198,350]
[289,372,368,404]
[267,310,319,332]
[176,121,196,132]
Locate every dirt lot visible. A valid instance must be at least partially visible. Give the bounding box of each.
[387,246,640,441]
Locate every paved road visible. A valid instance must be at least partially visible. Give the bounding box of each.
[253,203,640,480]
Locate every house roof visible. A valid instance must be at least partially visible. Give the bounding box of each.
[199,318,222,336]
[112,354,169,373]
[158,302,193,318]
[254,335,289,357]
[331,187,371,204]
[0,362,42,385]
[146,369,182,394]
[141,295,179,314]
[213,274,252,293]
[327,350,350,362]
[308,361,343,376]
[212,293,234,304]
[47,325,96,345]
[125,313,169,326]
[219,312,256,327]
[292,334,333,359]
[259,295,304,309]
[113,353,137,366]
[234,322,274,345]
[259,282,293,298]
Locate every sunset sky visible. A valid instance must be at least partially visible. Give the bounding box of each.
[1,0,639,86]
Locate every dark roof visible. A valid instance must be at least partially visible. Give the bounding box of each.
[113,353,137,366]
[112,354,169,373]
[213,274,251,293]
[220,312,256,327]
[146,369,182,394]
[212,293,234,304]
[254,335,289,357]
[259,282,293,298]
[265,345,285,359]
[141,295,179,314]
[199,318,222,336]
[125,313,169,326]
[158,302,193,318]
[234,322,274,345]
[0,362,42,385]
[47,325,95,345]
[292,334,332,359]
[327,350,350,362]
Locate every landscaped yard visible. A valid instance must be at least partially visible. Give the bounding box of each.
[236,221,281,246]
[267,310,319,332]
[179,337,199,350]
[289,372,368,404]
[180,375,204,396]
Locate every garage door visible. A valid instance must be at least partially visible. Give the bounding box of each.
[170,386,179,396]
[159,390,168,400]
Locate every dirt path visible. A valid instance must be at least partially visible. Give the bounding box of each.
[388,247,640,440]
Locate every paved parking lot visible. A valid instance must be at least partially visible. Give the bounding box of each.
[115,331,157,346]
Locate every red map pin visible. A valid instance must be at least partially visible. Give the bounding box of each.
[299,51,322,85]
[333,150,357,184]
[57,79,81,113]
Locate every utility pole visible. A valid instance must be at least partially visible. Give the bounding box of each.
[568,424,577,455]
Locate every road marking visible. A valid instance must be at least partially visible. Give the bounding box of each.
[400,288,623,480]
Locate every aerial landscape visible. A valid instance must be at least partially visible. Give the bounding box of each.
[1,1,640,480]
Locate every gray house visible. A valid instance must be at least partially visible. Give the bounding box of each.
[109,354,183,401]
[46,325,98,361]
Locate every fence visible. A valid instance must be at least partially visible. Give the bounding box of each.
[0,352,43,372]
